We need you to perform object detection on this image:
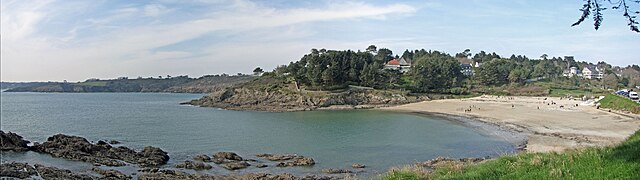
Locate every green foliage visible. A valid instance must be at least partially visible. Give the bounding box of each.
[474,59,514,86]
[598,94,640,114]
[409,51,463,92]
[381,130,640,179]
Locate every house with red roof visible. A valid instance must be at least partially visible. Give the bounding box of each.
[384,57,412,73]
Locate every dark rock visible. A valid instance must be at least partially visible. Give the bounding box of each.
[92,167,132,180]
[0,162,37,178]
[212,157,233,164]
[256,153,301,161]
[322,168,353,174]
[35,164,95,180]
[275,157,315,167]
[137,146,170,167]
[257,153,315,167]
[139,169,337,180]
[351,163,365,168]
[222,161,250,170]
[0,131,30,151]
[459,157,484,163]
[417,156,456,168]
[193,154,212,162]
[175,160,213,170]
[213,151,243,161]
[256,163,268,168]
[32,134,168,167]
[138,169,213,180]
[109,140,120,144]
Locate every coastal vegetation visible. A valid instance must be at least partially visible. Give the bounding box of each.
[270,46,639,96]
[184,45,640,111]
[383,129,640,179]
[598,94,640,114]
[4,75,255,93]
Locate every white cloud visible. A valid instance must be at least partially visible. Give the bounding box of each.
[1,0,416,81]
[144,4,171,17]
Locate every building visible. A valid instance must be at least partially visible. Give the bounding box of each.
[474,61,482,68]
[384,57,412,73]
[460,63,473,76]
[582,66,604,79]
[563,67,582,77]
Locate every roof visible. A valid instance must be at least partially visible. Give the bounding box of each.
[398,57,411,66]
[584,66,598,72]
[387,59,400,65]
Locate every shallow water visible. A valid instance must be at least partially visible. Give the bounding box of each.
[0,92,516,177]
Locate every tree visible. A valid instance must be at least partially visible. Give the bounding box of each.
[603,74,619,89]
[374,48,394,64]
[474,59,514,86]
[508,69,524,84]
[540,54,548,60]
[366,45,377,53]
[410,51,462,92]
[253,67,264,75]
[573,0,639,33]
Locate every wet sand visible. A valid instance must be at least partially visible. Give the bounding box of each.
[384,95,640,152]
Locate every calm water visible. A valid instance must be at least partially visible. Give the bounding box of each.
[0,92,516,177]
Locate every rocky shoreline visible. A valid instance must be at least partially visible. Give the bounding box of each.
[185,87,428,112]
[1,130,503,179]
[0,131,354,179]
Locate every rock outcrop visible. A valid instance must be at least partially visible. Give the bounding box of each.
[188,87,427,112]
[351,163,366,168]
[92,167,132,180]
[0,131,30,151]
[256,153,316,167]
[193,154,212,162]
[175,160,213,170]
[35,164,96,180]
[222,161,250,170]
[321,168,353,174]
[213,151,243,161]
[0,162,38,178]
[32,134,169,167]
[138,169,336,180]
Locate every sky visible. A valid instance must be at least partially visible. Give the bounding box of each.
[1,0,639,82]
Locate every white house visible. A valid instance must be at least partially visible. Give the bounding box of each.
[582,66,604,79]
[563,67,582,77]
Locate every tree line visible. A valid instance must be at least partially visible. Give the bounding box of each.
[268,45,640,93]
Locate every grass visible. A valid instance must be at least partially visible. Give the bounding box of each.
[381,130,640,179]
[77,81,108,87]
[598,94,640,114]
[548,88,606,97]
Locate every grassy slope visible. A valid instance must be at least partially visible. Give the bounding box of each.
[598,94,640,114]
[383,130,640,179]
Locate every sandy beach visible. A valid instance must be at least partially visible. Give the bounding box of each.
[385,95,640,153]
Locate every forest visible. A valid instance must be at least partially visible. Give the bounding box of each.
[267,45,640,95]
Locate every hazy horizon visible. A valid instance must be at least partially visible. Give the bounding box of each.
[2,0,639,82]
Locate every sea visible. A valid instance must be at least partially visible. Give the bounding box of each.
[0,92,517,177]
